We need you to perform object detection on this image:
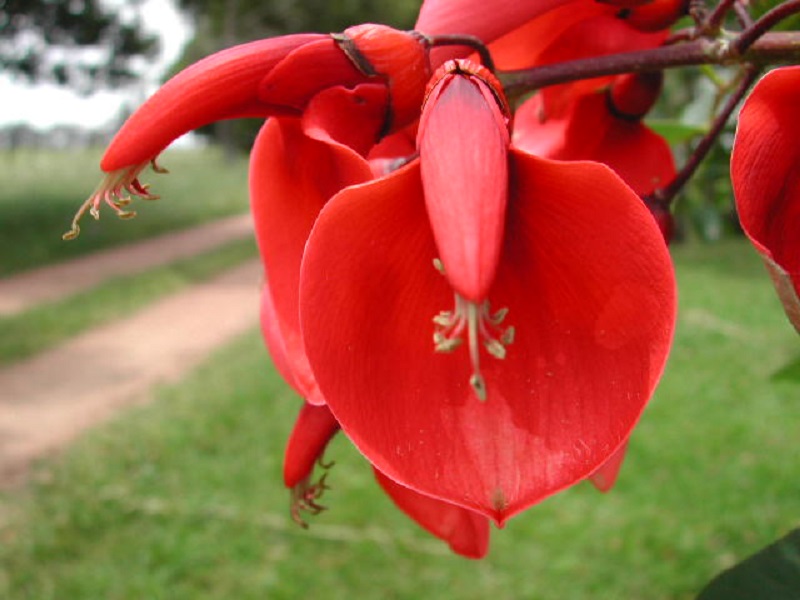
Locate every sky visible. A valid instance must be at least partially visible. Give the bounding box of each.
[0,0,192,130]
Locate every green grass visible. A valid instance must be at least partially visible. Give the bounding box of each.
[0,237,258,366]
[1,239,798,599]
[0,146,249,276]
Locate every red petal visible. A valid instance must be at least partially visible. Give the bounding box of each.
[418,67,509,301]
[301,83,389,157]
[415,0,571,65]
[257,38,365,113]
[486,1,610,71]
[101,34,323,171]
[259,283,299,392]
[478,3,666,114]
[300,157,675,523]
[284,403,340,488]
[250,117,372,402]
[622,0,689,32]
[344,24,432,129]
[373,468,490,559]
[732,66,800,331]
[514,92,675,196]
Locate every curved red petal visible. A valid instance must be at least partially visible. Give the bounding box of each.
[514,92,675,196]
[622,0,689,32]
[513,92,607,158]
[300,157,675,523]
[250,117,372,402]
[257,38,365,113]
[419,70,509,301]
[416,0,571,58]
[301,83,389,157]
[732,66,800,330]
[487,1,610,71]
[284,403,340,488]
[259,283,299,392]
[535,14,666,117]
[344,24,432,130]
[101,34,323,172]
[373,468,490,559]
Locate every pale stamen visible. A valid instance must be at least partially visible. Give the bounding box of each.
[433,285,514,402]
[63,158,167,241]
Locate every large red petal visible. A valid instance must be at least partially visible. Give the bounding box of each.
[416,0,569,43]
[419,73,509,301]
[373,468,490,559]
[300,158,675,523]
[301,83,389,157]
[101,34,323,171]
[250,116,372,402]
[486,1,610,71]
[732,66,800,331]
[514,92,675,196]
[259,283,299,392]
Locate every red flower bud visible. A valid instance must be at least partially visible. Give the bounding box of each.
[607,71,663,120]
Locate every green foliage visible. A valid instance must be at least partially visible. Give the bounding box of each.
[697,529,800,600]
[0,239,797,598]
[0,147,250,276]
[0,0,158,91]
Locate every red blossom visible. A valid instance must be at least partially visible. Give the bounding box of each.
[731,66,800,333]
[64,25,430,240]
[284,403,490,558]
[300,60,676,524]
[513,72,675,198]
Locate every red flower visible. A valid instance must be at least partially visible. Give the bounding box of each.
[64,25,431,240]
[299,60,676,524]
[513,72,675,198]
[416,0,672,117]
[284,402,490,558]
[732,66,800,333]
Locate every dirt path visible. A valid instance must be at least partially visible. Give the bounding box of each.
[0,213,253,317]
[0,260,262,488]
[0,217,263,489]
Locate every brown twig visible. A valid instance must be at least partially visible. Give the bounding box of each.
[645,64,761,207]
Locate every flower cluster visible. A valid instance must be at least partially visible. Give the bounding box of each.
[67,0,800,558]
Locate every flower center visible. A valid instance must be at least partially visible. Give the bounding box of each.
[432,261,514,402]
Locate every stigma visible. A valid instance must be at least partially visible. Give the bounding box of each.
[63,158,167,241]
[432,285,514,402]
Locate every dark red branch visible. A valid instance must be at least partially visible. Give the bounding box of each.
[735,0,800,53]
[646,65,761,207]
[500,32,800,96]
[705,0,739,32]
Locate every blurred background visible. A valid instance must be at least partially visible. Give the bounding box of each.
[0,1,798,599]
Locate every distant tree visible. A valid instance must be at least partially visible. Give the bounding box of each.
[0,0,159,93]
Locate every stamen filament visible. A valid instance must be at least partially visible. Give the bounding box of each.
[432,278,514,402]
[63,159,165,241]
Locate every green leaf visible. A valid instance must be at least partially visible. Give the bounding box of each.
[696,529,800,600]
[647,119,707,145]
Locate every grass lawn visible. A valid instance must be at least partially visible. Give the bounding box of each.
[0,146,249,276]
[0,239,798,599]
